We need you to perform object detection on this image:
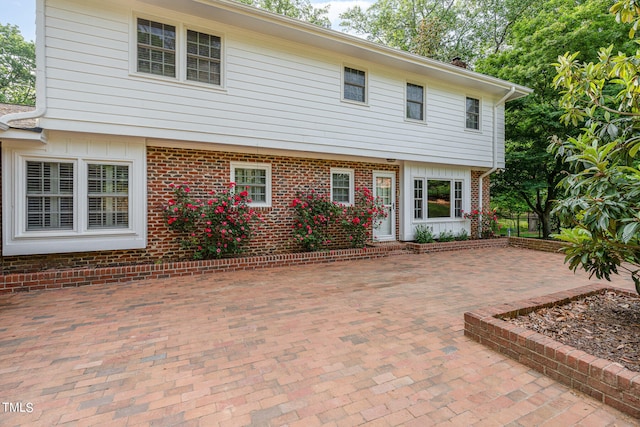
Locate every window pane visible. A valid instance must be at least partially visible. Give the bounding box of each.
[407,83,424,120]
[427,180,451,218]
[235,168,267,203]
[332,172,351,203]
[186,30,222,85]
[26,161,74,230]
[344,67,365,102]
[137,18,175,78]
[87,164,129,229]
[413,179,423,220]
[454,181,463,218]
[466,97,480,129]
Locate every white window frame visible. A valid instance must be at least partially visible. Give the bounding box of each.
[2,144,146,256]
[330,168,354,205]
[465,96,481,131]
[405,82,426,123]
[413,178,425,220]
[424,177,464,222]
[342,65,368,105]
[131,13,226,89]
[230,162,272,208]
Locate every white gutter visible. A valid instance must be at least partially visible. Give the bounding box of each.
[477,86,515,235]
[0,0,46,133]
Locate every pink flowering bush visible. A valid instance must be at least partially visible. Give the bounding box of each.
[463,208,500,238]
[291,188,388,250]
[341,187,388,247]
[291,190,340,251]
[163,182,261,259]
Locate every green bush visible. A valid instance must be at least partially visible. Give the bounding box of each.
[414,224,435,243]
[455,229,469,241]
[437,230,456,242]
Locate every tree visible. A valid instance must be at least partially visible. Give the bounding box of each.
[0,23,35,106]
[477,0,634,239]
[236,0,331,28]
[551,0,640,293]
[339,0,538,64]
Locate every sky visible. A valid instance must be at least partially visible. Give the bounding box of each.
[1,0,373,42]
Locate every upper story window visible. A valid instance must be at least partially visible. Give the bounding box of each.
[135,17,223,87]
[187,30,221,85]
[465,96,480,130]
[343,67,366,103]
[231,162,272,207]
[137,19,176,77]
[406,83,424,121]
[331,168,354,205]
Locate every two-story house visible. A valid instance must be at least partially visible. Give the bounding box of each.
[0,0,531,273]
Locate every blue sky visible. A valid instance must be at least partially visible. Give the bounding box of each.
[2,0,373,42]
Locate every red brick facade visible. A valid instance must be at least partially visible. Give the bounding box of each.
[1,146,399,273]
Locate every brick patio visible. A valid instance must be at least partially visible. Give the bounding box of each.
[0,247,638,426]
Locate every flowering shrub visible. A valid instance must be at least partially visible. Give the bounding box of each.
[163,182,261,259]
[463,208,500,238]
[340,188,388,248]
[291,191,340,251]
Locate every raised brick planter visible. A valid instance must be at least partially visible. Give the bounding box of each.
[464,284,640,419]
[406,237,508,253]
[0,246,396,294]
[508,236,567,253]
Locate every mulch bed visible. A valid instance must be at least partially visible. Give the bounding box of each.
[506,290,640,372]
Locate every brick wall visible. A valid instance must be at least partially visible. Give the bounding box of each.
[469,170,491,239]
[508,237,567,253]
[1,146,399,273]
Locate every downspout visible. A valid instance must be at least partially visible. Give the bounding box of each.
[0,0,47,132]
[477,86,515,235]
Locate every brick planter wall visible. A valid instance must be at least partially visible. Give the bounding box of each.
[0,246,398,294]
[508,236,567,253]
[406,237,508,253]
[464,284,640,419]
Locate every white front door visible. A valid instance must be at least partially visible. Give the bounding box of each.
[373,171,395,241]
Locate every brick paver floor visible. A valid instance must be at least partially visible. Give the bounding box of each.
[0,247,638,426]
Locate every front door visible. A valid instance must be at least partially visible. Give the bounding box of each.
[373,171,395,241]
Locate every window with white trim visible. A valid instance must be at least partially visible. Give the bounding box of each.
[135,17,223,86]
[26,161,74,230]
[343,67,366,103]
[466,96,480,130]
[2,141,146,256]
[230,162,272,207]
[413,179,464,220]
[406,83,424,121]
[331,168,354,205]
[87,164,129,229]
[413,178,424,220]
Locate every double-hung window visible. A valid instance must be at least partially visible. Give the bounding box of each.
[87,164,129,229]
[136,17,223,87]
[343,67,366,103]
[231,162,272,207]
[406,83,425,121]
[331,168,354,205]
[26,161,74,230]
[465,97,480,130]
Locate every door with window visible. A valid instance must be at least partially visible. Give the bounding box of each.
[373,172,395,241]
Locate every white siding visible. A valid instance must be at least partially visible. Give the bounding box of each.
[41,0,505,168]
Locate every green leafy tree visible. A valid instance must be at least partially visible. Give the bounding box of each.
[477,0,634,239]
[0,23,35,105]
[236,0,331,28]
[551,0,640,292]
[339,0,537,64]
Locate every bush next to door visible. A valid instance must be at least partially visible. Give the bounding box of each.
[291,188,387,250]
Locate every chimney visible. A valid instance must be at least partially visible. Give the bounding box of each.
[451,57,467,69]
